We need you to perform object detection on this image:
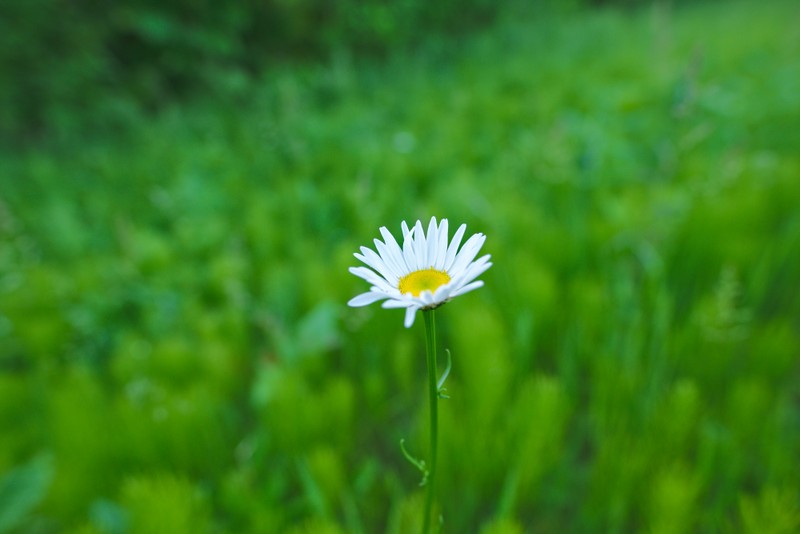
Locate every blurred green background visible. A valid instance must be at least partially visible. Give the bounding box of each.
[1,0,799,532]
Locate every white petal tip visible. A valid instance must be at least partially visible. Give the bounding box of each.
[404,307,417,328]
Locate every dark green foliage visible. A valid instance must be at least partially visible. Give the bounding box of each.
[0,0,520,142]
[1,0,799,532]
[0,0,695,143]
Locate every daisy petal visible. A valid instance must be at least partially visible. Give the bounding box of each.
[355,248,398,283]
[427,217,439,269]
[435,219,449,270]
[382,298,414,309]
[451,255,492,287]
[374,238,406,278]
[404,306,418,328]
[449,233,486,276]
[413,220,427,269]
[450,280,484,298]
[444,223,467,271]
[348,266,393,292]
[432,283,452,303]
[379,227,408,273]
[401,221,413,240]
[402,227,418,272]
[420,290,435,306]
[348,291,390,307]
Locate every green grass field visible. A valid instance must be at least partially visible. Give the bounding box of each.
[1,1,799,532]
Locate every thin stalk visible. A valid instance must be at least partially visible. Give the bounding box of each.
[422,309,438,534]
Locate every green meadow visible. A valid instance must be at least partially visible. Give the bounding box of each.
[1,1,799,532]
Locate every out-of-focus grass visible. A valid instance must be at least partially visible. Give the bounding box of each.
[1,1,799,532]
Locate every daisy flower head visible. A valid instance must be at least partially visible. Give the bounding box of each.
[348,217,492,328]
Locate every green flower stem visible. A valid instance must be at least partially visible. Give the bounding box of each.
[422,309,438,534]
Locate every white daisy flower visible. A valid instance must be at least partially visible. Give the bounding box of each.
[348,217,492,328]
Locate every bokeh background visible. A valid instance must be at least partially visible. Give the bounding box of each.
[1,0,799,532]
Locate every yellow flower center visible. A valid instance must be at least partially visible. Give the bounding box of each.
[398,268,451,297]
